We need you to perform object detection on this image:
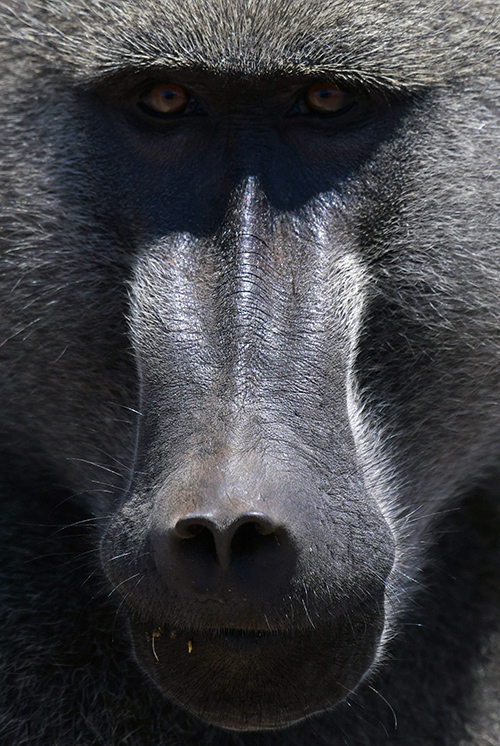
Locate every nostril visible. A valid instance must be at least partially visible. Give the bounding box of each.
[171,512,284,566]
[174,519,207,540]
[230,519,280,559]
[173,517,219,563]
[156,510,295,595]
[248,515,276,536]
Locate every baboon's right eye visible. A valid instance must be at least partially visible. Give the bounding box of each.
[138,83,191,116]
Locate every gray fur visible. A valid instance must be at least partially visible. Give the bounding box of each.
[1,0,500,744]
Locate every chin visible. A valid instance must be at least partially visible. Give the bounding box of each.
[129,607,385,731]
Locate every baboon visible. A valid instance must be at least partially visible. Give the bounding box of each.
[0,1,500,744]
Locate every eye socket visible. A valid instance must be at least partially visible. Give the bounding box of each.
[138,83,190,116]
[304,82,350,114]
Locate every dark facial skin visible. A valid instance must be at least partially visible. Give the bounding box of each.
[95,74,398,728]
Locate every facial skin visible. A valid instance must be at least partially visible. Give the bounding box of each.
[97,72,397,728]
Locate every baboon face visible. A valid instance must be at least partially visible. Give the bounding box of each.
[1,0,499,732]
[98,70,397,729]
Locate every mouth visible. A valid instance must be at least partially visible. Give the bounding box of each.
[142,624,290,661]
[129,615,384,731]
[197,627,284,640]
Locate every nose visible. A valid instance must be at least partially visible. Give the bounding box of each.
[152,509,296,600]
[175,511,280,568]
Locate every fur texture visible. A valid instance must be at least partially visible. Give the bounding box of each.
[0,1,500,743]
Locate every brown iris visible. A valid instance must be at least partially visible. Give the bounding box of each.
[139,83,189,115]
[305,82,348,114]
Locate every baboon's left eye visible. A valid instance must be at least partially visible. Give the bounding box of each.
[138,83,191,116]
[304,83,350,114]
[292,82,356,117]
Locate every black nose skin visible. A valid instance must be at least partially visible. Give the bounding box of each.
[174,511,279,568]
[152,509,296,603]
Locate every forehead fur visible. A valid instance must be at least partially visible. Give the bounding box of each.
[2,0,499,91]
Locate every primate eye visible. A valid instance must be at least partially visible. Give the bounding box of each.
[304,82,349,114]
[139,83,190,115]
